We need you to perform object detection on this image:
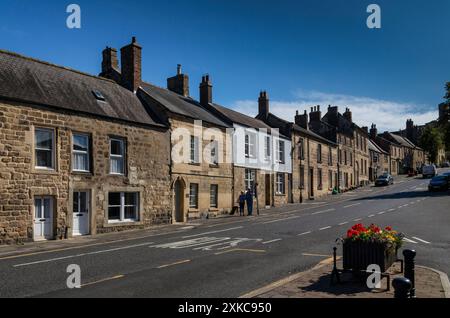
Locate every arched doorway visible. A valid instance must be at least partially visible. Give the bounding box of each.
[174,178,186,223]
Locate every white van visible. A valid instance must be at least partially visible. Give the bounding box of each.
[422,165,437,178]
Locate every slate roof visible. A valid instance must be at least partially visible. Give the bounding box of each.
[209,103,273,130]
[262,112,337,146]
[385,132,415,148]
[368,139,388,154]
[0,50,164,128]
[140,82,229,128]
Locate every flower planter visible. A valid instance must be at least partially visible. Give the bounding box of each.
[343,240,397,273]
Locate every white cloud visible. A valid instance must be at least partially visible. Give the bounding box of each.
[231,90,438,132]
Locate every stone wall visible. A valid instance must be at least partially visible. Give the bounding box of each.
[170,118,233,221]
[0,101,171,244]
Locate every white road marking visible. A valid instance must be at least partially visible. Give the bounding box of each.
[13,241,154,268]
[182,226,243,238]
[298,231,312,236]
[368,215,375,218]
[343,203,361,209]
[412,237,431,244]
[319,226,332,231]
[403,238,418,244]
[311,208,335,215]
[378,211,386,215]
[154,237,231,249]
[353,218,363,222]
[262,239,282,245]
[338,222,349,226]
[262,215,302,224]
[388,209,396,212]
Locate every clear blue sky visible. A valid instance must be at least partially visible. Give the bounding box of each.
[1,0,449,130]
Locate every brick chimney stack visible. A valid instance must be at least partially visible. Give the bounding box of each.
[199,75,212,107]
[309,105,322,123]
[120,37,142,92]
[99,47,121,83]
[167,64,190,97]
[343,107,353,123]
[258,91,269,119]
[370,124,378,140]
[295,110,309,130]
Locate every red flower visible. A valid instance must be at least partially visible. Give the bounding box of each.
[385,226,392,231]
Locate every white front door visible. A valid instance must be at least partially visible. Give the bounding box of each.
[34,197,53,241]
[73,191,89,236]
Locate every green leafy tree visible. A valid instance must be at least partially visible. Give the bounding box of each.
[445,82,450,102]
[442,83,450,153]
[419,126,444,163]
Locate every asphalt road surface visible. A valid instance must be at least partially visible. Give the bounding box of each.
[0,170,449,298]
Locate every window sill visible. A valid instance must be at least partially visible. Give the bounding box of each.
[32,168,58,175]
[106,220,141,227]
[275,193,286,196]
[188,163,201,167]
[209,164,219,168]
[72,171,93,176]
[188,208,199,212]
[209,208,219,212]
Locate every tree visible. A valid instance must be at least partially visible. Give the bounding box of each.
[445,82,450,102]
[419,126,444,163]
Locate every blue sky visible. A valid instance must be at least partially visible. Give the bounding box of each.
[1,0,449,131]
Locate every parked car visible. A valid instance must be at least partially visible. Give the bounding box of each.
[375,174,394,187]
[428,175,450,192]
[441,162,450,168]
[422,165,437,179]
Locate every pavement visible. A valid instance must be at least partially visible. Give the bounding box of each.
[0,170,449,298]
[242,259,449,298]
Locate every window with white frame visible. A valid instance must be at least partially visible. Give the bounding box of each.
[265,136,271,160]
[210,184,218,208]
[110,138,125,175]
[244,169,256,191]
[189,184,199,209]
[72,133,90,172]
[276,140,285,164]
[108,192,139,222]
[245,133,256,158]
[276,173,285,194]
[35,128,55,169]
[190,136,200,164]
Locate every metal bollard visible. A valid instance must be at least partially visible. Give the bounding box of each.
[393,277,412,298]
[403,249,416,298]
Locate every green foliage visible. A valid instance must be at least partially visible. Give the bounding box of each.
[419,126,444,163]
[445,82,450,102]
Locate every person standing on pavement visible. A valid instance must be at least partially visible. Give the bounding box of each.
[246,188,254,216]
[238,191,246,216]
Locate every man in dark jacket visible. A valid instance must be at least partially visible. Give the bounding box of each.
[246,188,254,216]
[238,191,246,216]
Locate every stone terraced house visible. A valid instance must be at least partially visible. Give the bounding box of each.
[292,109,338,201]
[99,39,234,223]
[202,81,292,210]
[0,47,172,244]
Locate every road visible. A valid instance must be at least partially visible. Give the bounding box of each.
[0,170,449,298]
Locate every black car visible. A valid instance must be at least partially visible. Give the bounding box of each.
[428,175,450,192]
[375,174,394,187]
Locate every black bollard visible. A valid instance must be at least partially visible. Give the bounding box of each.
[403,249,416,298]
[393,277,412,298]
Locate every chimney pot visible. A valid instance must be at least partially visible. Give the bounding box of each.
[168,64,190,97]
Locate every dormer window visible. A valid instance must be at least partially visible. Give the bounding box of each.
[92,90,106,101]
